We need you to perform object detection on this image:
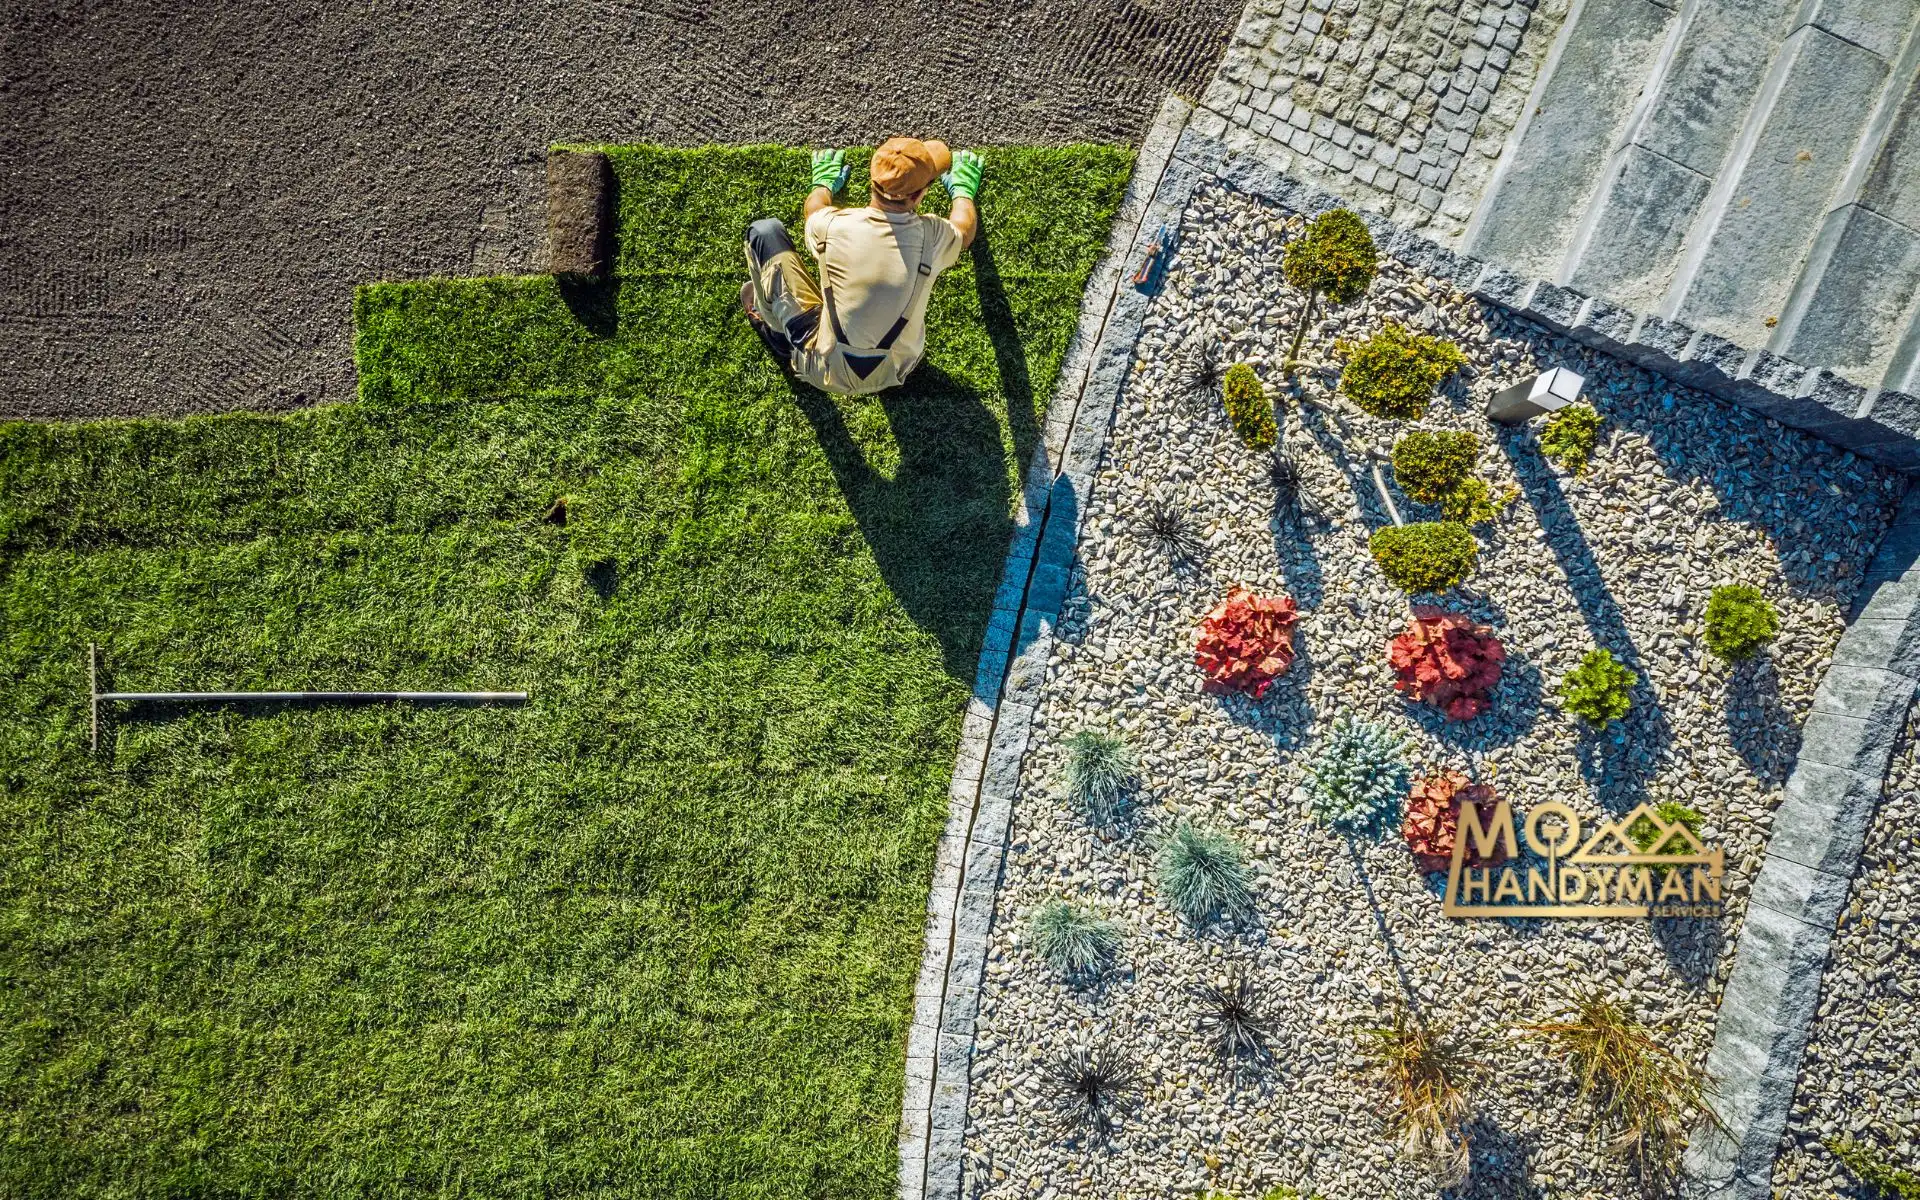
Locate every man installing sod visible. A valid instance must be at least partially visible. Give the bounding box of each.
[742,138,984,394]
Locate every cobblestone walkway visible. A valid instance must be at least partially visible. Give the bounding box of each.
[1193,0,1562,239]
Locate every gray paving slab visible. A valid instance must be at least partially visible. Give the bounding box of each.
[1465,0,1677,276]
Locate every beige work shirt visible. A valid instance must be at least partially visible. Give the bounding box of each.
[795,206,964,394]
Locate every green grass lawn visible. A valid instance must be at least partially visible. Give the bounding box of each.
[0,144,1130,1199]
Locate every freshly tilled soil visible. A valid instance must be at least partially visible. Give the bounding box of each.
[0,0,1239,420]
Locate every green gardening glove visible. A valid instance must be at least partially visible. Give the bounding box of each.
[942,149,984,200]
[810,148,849,196]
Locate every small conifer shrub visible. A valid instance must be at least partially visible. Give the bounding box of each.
[1157,821,1256,924]
[1305,718,1408,835]
[1703,584,1779,662]
[1340,323,1466,420]
[1029,899,1124,975]
[1392,431,1477,505]
[1370,521,1477,592]
[1540,403,1603,475]
[1221,363,1277,450]
[1562,648,1637,727]
[1059,728,1137,826]
[1823,1137,1920,1200]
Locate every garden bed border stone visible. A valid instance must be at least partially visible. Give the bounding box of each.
[904,92,1920,1200]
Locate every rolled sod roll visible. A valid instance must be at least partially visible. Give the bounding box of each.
[547,149,612,278]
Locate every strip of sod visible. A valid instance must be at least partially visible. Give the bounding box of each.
[0,144,1131,1199]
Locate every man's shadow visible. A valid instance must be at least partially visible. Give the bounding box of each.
[787,368,1015,680]
[782,228,1040,682]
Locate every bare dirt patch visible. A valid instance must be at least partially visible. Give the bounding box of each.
[0,0,1238,420]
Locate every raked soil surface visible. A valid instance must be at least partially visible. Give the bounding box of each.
[0,0,1238,420]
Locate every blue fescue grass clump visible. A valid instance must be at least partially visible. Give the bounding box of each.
[1157,820,1255,924]
[0,143,1133,1200]
[1306,718,1409,835]
[1060,728,1137,826]
[1029,899,1125,975]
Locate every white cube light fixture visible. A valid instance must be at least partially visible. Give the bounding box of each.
[1485,367,1585,424]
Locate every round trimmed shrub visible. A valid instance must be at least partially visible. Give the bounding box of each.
[1340,323,1466,420]
[1704,585,1779,662]
[1561,648,1636,726]
[1221,363,1277,450]
[1391,431,1478,505]
[1369,521,1478,592]
[1282,209,1378,305]
[1305,717,1408,835]
[1029,899,1124,975]
[1157,821,1255,924]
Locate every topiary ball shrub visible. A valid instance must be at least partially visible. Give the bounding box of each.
[1370,521,1478,592]
[1704,584,1779,662]
[1392,431,1478,504]
[1029,899,1124,976]
[1339,323,1466,420]
[1195,586,1299,699]
[1540,403,1603,475]
[1059,728,1137,826]
[1157,820,1256,925]
[1402,772,1508,874]
[1389,608,1506,720]
[1562,648,1636,727]
[1282,208,1379,306]
[1305,717,1408,835]
[1221,362,1277,450]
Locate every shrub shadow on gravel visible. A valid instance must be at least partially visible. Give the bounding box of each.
[1499,423,1674,814]
[1453,1114,1547,1200]
[1726,654,1798,785]
[1650,914,1726,988]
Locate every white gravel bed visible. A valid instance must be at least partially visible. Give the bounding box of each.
[1771,709,1920,1197]
[959,183,1904,1200]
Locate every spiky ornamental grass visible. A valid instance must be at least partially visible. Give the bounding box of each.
[1060,727,1138,826]
[1194,971,1273,1064]
[1028,899,1124,976]
[1138,500,1205,566]
[1157,821,1255,925]
[1362,1009,1481,1187]
[1523,992,1721,1200]
[1305,718,1409,835]
[1044,1043,1142,1144]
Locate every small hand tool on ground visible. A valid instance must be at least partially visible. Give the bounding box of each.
[87,643,527,752]
[1132,223,1179,295]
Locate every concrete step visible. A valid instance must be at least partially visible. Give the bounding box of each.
[1559,0,1803,311]
[1462,0,1680,279]
[1664,0,1920,349]
[1774,30,1920,388]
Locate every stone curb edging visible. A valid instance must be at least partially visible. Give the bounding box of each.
[1682,488,1920,1200]
[897,93,1206,1200]
[1177,97,1920,474]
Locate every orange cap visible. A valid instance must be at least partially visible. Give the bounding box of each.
[870,137,953,199]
